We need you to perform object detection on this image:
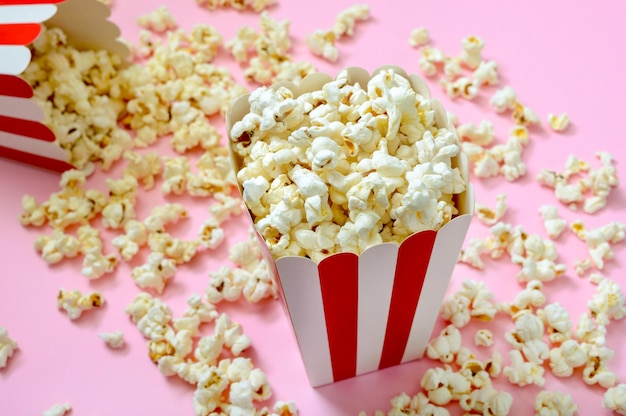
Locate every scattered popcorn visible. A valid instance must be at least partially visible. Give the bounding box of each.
[137,5,177,33]
[131,252,177,293]
[111,220,148,261]
[123,150,163,190]
[57,289,104,320]
[534,390,577,416]
[19,195,46,227]
[503,349,545,386]
[459,35,485,70]
[505,312,550,364]
[587,278,626,325]
[490,86,517,113]
[475,193,507,225]
[34,229,81,264]
[582,343,618,388]
[547,113,570,132]
[99,330,125,349]
[42,403,71,416]
[0,326,18,369]
[332,4,370,37]
[538,205,567,239]
[196,0,276,12]
[456,119,495,146]
[474,329,494,347]
[409,27,430,48]
[548,339,587,377]
[589,272,605,285]
[421,365,471,405]
[459,384,513,416]
[603,384,626,415]
[426,325,462,363]
[306,29,339,62]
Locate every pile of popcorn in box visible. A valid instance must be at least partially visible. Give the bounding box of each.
[1,0,625,415]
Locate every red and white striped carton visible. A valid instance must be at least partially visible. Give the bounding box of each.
[227,66,475,387]
[0,0,129,172]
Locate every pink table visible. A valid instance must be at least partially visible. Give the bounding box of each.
[1,0,625,414]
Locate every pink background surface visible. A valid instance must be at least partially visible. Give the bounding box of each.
[1,0,625,415]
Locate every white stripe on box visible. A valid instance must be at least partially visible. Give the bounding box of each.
[0,96,44,122]
[276,256,333,387]
[0,46,31,76]
[401,210,473,363]
[356,243,398,375]
[0,130,68,161]
[0,4,57,24]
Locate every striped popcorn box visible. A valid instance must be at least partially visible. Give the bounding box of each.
[227,66,475,387]
[0,0,128,172]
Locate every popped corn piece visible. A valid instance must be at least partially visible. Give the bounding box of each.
[588,278,626,325]
[42,403,71,416]
[503,349,545,387]
[419,45,445,76]
[111,219,148,261]
[332,4,370,37]
[273,400,299,415]
[548,339,587,377]
[603,384,626,415]
[137,5,177,33]
[590,272,605,285]
[197,217,225,249]
[409,27,430,47]
[182,293,219,326]
[574,258,592,276]
[57,289,104,320]
[547,113,570,132]
[20,195,46,227]
[535,390,577,416]
[144,203,189,233]
[459,35,485,70]
[206,265,243,304]
[472,60,499,86]
[539,205,567,239]
[490,86,517,113]
[474,329,494,347]
[505,312,550,364]
[0,326,18,369]
[215,313,252,356]
[459,385,513,416]
[456,119,495,146]
[99,330,125,349]
[582,344,618,388]
[426,325,462,364]
[34,230,81,264]
[500,280,546,317]
[123,150,163,190]
[131,252,177,293]
[225,25,259,63]
[475,193,507,226]
[81,245,118,280]
[441,77,479,100]
[512,101,540,126]
[148,232,199,265]
[458,238,488,269]
[306,30,338,62]
[421,365,471,405]
[161,156,191,195]
[574,312,606,346]
[537,302,572,345]
[192,366,228,415]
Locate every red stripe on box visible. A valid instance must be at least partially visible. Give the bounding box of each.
[0,75,33,98]
[318,252,359,382]
[378,230,437,370]
[0,23,41,45]
[0,114,55,142]
[0,0,63,5]
[0,144,72,172]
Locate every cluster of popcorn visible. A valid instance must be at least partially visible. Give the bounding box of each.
[196,0,276,12]
[306,4,370,62]
[225,12,316,85]
[57,288,105,320]
[230,68,467,261]
[414,35,501,101]
[459,221,566,283]
[0,326,18,369]
[124,292,296,416]
[22,25,133,171]
[571,220,625,273]
[537,152,619,214]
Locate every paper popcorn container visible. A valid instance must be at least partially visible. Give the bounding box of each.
[227,66,475,387]
[0,0,129,172]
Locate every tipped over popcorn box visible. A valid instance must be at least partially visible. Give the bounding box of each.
[227,66,475,386]
[0,0,129,172]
